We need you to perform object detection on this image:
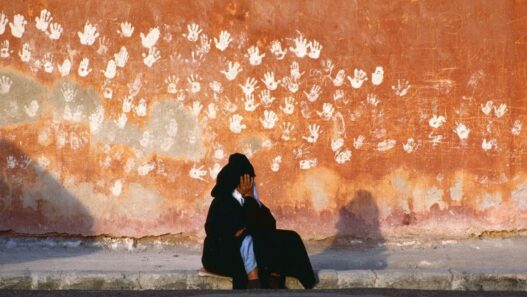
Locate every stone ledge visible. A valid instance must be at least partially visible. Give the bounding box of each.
[1,270,526,291]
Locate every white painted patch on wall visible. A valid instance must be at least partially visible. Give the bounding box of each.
[371,66,384,86]
[480,192,502,209]
[271,156,282,172]
[428,115,446,129]
[137,162,155,176]
[512,120,522,135]
[403,138,417,153]
[449,177,463,202]
[377,139,396,152]
[140,27,160,48]
[189,164,207,181]
[111,180,123,196]
[512,182,527,209]
[425,186,446,210]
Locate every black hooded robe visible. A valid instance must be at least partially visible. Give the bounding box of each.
[201,153,317,289]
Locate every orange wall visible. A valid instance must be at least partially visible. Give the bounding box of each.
[0,0,526,240]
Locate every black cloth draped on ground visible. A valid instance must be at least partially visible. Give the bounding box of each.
[201,153,317,289]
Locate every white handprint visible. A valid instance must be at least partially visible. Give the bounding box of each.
[482,138,497,151]
[281,76,299,93]
[493,103,507,118]
[183,23,202,42]
[58,58,71,77]
[242,94,259,112]
[122,95,134,113]
[189,100,203,117]
[392,79,411,96]
[377,139,396,152]
[240,77,258,96]
[353,135,365,149]
[221,61,242,81]
[335,149,351,164]
[269,40,287,60]
[96,36,111,55]
[115,113,127,128]
[0,76,13,95]
[512,120,522,136]
[262,72,279,90]
[428,115,446,129]
[246,46,265,66]
[290,61,304,80]
[117,22,134,38]
[206,102,217,119]
[114,46,129,68]
[0,40,12,58]
[281,122,295,141]
[209,81,223,96]
[403,138,417,153]
[481,100,493,115]
[331,137,344,152]
[24,100,39,117]
[270,156,282,172]
[46,22,62,40]
[35,9,52,32]
[308,40,322,59]
[316,102,335,120]
[347,68,368,89]
[176,90,186,102]
[78,57,91,77]
[371,66,384,86]
[10,14,27,38]
[290,31,309,58]
[140,27,160,48]
[259,90,275,107]
[303,123,321,143]
[103,59,117,79]
[165,75,179,94]
[142,47,161,67]
[132,105,147,120]
[280,97,295,115]
[42,53,54,73]
[187,74,201,93]
[214,30,232,51]
[77,21,99,46]
[229,114,246,133]
[322,59,335,75]
[453,122,470,140]
[18,42,31,62]
[260,110,278,129]
[0,12,7,35]
[332,69,346,87]
[209,163,222,179]
[366,93,380,106]
[189,164,207,181]
[299,101,312,118]
[304,84,321,102]
[299,158,317,170]
[197,34,211,55]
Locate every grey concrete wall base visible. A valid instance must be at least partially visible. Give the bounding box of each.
[1,270,527,291]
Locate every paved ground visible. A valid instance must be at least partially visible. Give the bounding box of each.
[1,236,527,291]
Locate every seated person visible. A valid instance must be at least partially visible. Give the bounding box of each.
[202,153,317,289]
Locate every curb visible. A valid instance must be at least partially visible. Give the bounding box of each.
[1,269,526,291]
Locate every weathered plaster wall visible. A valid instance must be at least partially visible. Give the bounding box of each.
[0,0,526,240]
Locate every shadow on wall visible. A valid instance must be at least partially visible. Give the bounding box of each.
[0,139,100,265]
[311,190,387,270]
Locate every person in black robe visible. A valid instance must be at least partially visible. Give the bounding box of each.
[201,153,317,289]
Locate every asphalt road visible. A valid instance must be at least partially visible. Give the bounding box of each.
[0,290,525,297]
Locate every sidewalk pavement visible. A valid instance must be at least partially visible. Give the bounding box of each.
[1,236,526,291]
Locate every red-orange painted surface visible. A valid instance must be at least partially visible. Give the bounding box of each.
[0,0,526,240]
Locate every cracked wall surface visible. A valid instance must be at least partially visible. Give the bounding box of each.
[0,0,527,240]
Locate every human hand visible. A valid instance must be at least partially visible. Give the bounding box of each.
[235,227,246,237]
[237,174,254,197]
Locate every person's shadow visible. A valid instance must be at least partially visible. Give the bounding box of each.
[310,190,387,271]
[0,139,99,265]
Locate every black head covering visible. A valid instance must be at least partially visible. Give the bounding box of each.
[211,153,256,198]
